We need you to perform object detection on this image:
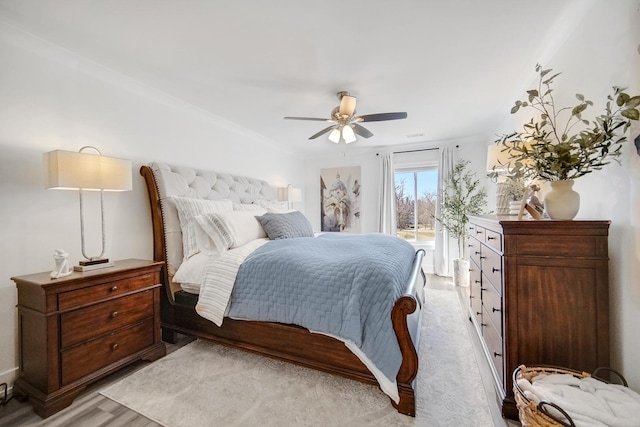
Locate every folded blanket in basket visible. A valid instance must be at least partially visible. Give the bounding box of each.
[517,373,640,427]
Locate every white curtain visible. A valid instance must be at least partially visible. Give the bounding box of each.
[378,152,397,235]
[434,146,454,276]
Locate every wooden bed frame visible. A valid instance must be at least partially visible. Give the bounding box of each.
[140,164,425,416]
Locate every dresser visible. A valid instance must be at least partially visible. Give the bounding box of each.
[11,259,166,418]
[467,216,610,419]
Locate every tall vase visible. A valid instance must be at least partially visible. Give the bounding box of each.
[544,180,580,220]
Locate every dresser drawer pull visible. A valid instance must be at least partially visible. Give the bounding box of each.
[493,351,502,358]
[480,287,487,292]
[492,307,501,313]
[112,343,119,351]
[480,256,486,260]
[474,280,481,284]
[110,286,118,292]
[476,312,481,316]
[481,323,487,327]
[476,230,482,234]
[475,251,480,255]
[492,267,500,273]
[111,311,119,318]
[487,236,495,240]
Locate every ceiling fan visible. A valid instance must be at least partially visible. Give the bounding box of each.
[284,91,408,144]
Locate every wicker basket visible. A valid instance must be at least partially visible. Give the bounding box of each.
[512,365,628,427]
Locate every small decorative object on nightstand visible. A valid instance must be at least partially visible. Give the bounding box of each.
[11,259,166,418]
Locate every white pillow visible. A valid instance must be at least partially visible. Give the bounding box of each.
[170,196,233,260]
[233,203,267,215]
[195,211,267,252]
[255,199,289,211]
[173,252,209,294]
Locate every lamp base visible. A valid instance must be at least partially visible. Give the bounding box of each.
[74,258,113,272]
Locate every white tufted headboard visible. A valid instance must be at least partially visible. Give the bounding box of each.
[141,162,277,297]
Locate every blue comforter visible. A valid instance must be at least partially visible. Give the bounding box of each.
[227,233,417,391]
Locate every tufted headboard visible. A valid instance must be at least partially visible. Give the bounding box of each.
[140,162,277,297]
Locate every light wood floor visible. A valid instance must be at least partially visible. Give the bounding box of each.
[1,275,520,427]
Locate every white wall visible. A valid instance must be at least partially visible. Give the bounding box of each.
[0,23,302,388]
[489,0,640,391]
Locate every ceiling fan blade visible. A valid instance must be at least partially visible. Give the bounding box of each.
[284,116,335,122]
[338,95,357,117]
[352,123,373,138]
[309,125,338,140]
[356,112,408,122]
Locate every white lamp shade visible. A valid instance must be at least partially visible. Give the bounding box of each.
[328,128,341,143]
[277,186,302,202]
[342,125,356,144]
[44,150,132,191]
[486,144,512,173]
[339,95,357,117]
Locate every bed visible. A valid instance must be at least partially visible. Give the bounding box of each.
[140,162,425,416]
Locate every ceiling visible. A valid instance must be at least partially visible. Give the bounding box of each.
[0,0,585,157]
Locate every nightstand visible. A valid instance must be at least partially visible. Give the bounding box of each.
[11,259,166,418]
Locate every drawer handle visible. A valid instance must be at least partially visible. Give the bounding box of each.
[110,285,118,292]
[112,343,119,351]
[492,267,500,273]
[476,312,481,316]
[474,251,480,255]
[480,256,486,260]
[476,230,482,234]
[474,280,481,284]
[493,351,502,358]
[487,236,495,240]
[480,287,487,292]
[111,311,119,318]
[492,307,501,313]
[481,323,487,327]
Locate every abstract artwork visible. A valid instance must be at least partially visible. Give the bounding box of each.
[320,166,361,233]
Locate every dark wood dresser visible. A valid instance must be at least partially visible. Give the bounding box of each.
[467,216,610,419]
[11,259,166,418]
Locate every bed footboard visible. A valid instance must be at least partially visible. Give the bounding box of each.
[391,248,425,416]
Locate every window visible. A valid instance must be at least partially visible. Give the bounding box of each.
[395,169,438,242]
[392,149,440,244]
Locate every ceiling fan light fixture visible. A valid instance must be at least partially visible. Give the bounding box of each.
[328,128,341,143]
[342,125,356,143]
[339,94,357,117]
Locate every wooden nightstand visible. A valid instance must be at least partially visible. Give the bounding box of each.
[11,259,166,418]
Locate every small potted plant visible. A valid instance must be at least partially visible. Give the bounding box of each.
[436,159,488,286]
[496,64,640,219]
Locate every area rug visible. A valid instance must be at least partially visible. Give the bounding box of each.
[100,289,492,426]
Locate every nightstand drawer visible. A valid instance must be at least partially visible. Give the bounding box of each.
[58,272,159,310]
[61,290,154,348]
[61,320,154,385]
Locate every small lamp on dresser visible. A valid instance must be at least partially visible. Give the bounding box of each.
[43,146,132,271]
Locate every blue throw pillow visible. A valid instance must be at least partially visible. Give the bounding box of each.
[256,211,314,240]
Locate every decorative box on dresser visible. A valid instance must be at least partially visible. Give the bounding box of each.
[11,259,166,418]
[466,216,610,420]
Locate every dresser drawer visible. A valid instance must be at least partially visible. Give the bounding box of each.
[482,277,502,336]
[485,229,502,252]
[471,225,486,242]
[469,238,481,267]
[61,320,154,385]
[58,272,159,310]
[481,246,503,293]
[482,315,504,387]
[60,290,154,348]
[470,266,482,322]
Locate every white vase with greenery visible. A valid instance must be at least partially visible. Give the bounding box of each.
[436,159,488,286]
[495,64,640,219]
